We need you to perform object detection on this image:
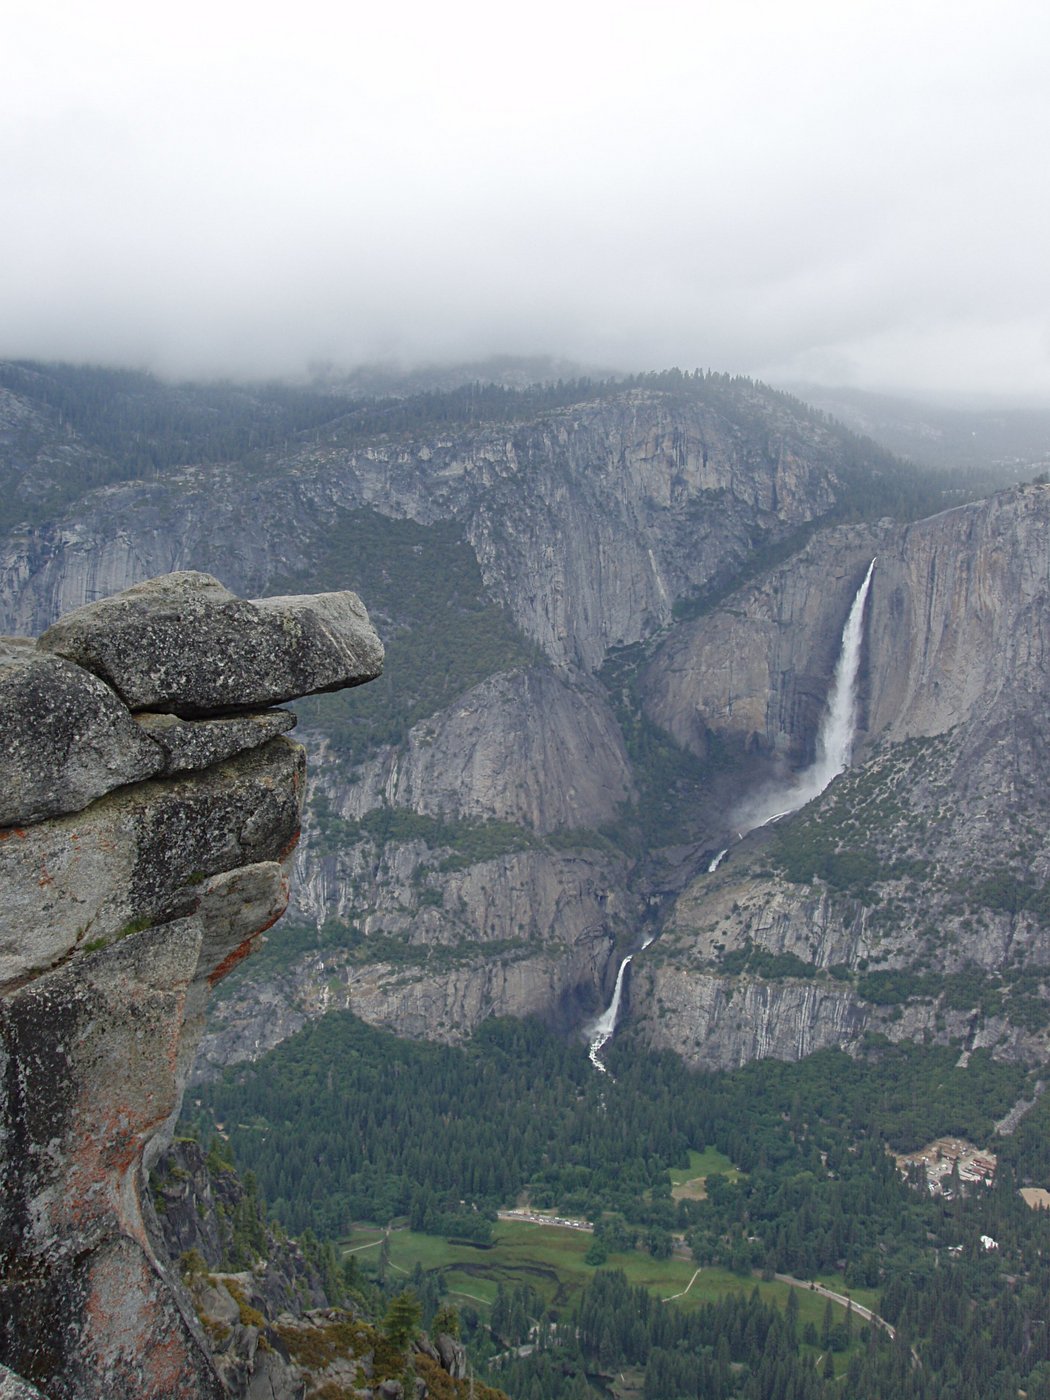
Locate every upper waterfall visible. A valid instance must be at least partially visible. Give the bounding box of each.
[787,556,876,806]
[738,558,876,830]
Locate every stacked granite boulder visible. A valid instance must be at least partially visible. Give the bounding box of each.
[0,573,382,1400]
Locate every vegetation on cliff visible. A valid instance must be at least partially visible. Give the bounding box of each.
[281,510,536,759]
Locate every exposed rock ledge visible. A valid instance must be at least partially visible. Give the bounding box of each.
[0,573,382,1400]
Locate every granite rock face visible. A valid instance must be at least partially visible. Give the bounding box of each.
[640,485,1050,769]
[864,484,1050,744]
[134,708,297,775]
[0,388,851,669]
[0,575,381,1399]
[197,843,634,1077]
[628,485,1050,1069]
[324,666,636,835]
[631,960,869,1070]
[639,526,884,764]
[0,744,304,990]
[0,640,161,825]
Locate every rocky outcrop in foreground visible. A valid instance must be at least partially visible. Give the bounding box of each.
[0,573,381,1399]
[150,1139,488,1400]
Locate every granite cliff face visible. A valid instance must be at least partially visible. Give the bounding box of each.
[864,486,1050,743]
[5,363,1041,1083]
[0,383,846,667]
[640,484,1050,768]
[199,841,632,1076]
[321,666,635,834]
[0,372,901,1066]
[0,573,382,1399]
[627,484,1050,1069]
[639,525,887,767]
[196,663,640,1060]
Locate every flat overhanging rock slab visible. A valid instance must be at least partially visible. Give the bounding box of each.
[0,566,383,1400]
[37,571,384,716]
[134,708,296,774]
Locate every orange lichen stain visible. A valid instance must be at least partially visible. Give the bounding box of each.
[0,827,27,841]
[143,1332,194,1395]
[278,827,301,861]
[209,899,290,986]
[66,1106,163,1235]
[208,935,261,986]
[100,1130,140,1175]
[84,1251,200,1397]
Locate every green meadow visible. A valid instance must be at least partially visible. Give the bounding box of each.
[347,1217,860,1337]
[668,1146,743,1199]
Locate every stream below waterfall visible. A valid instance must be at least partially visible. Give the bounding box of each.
[585,559,877,1071]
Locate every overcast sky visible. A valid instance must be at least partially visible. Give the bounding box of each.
[2,0,1048,400]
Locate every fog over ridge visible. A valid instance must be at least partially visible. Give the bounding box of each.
[2,0,1048,401]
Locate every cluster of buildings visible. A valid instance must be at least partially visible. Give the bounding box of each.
[895,1137,997,1197]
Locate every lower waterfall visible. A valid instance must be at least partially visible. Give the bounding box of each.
[588,936,653,1073]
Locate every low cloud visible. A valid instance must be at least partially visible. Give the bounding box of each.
[2,0,1048,401]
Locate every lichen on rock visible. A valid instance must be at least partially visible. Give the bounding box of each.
[0,639,162,825]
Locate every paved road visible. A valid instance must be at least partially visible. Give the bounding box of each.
[773,1274,895,1339]
[497,1209,593,1232]
[774,1272,922,1370]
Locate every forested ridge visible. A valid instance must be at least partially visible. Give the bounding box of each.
[278,509,538,761]
[1,359,961,535]
[189,1014,1050,1399]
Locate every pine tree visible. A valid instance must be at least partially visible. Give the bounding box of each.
[384,1289,422,1352]
[432,1304,460,1339]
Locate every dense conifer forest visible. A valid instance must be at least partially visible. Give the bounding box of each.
[187,1014,1050,1399]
